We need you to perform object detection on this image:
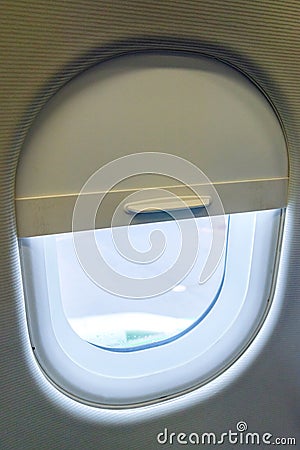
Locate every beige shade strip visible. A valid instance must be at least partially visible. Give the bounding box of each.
[15,177,288,237]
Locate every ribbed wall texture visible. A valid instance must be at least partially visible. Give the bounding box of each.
[0,1,300,449]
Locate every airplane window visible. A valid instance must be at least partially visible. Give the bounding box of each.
[16,52,288,406]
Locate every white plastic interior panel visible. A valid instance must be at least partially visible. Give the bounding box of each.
[19,209,282,406]
[15,53,288,237]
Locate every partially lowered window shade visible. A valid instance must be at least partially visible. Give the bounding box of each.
[15,53,288,238]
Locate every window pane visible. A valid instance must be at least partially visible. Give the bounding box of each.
[40,216,228,350]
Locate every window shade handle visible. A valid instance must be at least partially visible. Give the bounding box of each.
[124,195,211,214]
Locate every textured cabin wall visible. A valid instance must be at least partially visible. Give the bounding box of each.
[0,2,299,449]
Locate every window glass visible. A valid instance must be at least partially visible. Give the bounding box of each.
[40,215,228,351]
